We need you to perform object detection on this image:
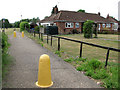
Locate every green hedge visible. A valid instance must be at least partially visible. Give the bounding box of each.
[2,32,12,78]
[20,22,30,32]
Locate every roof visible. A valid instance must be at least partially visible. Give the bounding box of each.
[107,16,118,23]
[41,10,112,23]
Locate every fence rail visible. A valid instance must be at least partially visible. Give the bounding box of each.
[28,30,120,67]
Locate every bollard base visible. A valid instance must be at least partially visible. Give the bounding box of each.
[35,81,53,88]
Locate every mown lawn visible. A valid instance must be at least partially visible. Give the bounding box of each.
[43,34,119,63]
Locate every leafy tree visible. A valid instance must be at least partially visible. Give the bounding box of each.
[0,20,2,28]
[77,9,85,13]
[20,22,30,32]
[1,19,11,28]
[14,21,20,28]
[83,20,94,38]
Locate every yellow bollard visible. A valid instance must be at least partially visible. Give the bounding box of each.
[14,31,16,37]
[22,31,24,37]
[36,54,53,88]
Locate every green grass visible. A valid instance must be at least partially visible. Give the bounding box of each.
[24,31,119,62]
[64,57,118,88]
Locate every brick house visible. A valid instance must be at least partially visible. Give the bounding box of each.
[41,6,113,34]
[106,14,119,31]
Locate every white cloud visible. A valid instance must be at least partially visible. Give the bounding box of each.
[0,0,119,23]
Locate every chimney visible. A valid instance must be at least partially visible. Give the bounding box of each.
[107,14,109,19]
[51,5,58,14]
[98,12,100,16]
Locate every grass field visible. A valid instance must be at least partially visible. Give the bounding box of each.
[42,34,119,63]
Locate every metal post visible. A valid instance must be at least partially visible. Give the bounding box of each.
[105,48,110,67]
[39,32,40,39]
[58,37,60,51]
[80,43,83,58]
[47,34,48,44]
[51,36,52,46]
[41,33,43,41]
[34,30,35,37]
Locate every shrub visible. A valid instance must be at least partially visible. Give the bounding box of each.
[35,26,39,33]
[72,29,79,34]
[2,32,9,53]
[83,20,94,38]
[20,22,30,32]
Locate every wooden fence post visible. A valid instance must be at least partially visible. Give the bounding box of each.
[80,43,83,58]
[105,48,110,67]
[51,36,52,46]
[58,37,60,51]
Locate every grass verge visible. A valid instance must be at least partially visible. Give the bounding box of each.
[64,57,118,88]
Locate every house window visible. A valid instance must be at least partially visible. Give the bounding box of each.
[98,24,101,30]
[75,23,79,28]
[102,24,105,28]
[65,22,74,28]
[106,24,111,28]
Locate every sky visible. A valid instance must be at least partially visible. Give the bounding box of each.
[0,0,120,23]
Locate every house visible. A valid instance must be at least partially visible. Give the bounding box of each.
[41,6,113,34]
[106,14,119,31]
[29,22,38,30]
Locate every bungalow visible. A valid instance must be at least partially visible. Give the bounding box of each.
[41,6,113,34]
[106,14,119,31]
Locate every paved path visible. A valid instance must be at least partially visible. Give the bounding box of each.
[2,31,101,88]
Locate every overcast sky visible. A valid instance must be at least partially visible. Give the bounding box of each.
[0,0,119,23]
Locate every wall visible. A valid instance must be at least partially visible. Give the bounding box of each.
[56,22,82,34]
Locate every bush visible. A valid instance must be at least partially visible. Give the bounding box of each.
[2,32,9,53]
[35,26,39,33]
[72,29,79,34]
[20,22,30,32]
[83,20,94,38]
[1,32,12,78]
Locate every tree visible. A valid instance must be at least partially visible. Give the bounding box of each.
[83,20,94,38]
[77,9,85,13]
[44,16,49,19]
[1,19,11,28]
[20,22,30,32]
[14,21,20,28]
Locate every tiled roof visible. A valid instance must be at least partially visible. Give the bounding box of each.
[41,10,112,23]
[107,16,118,23]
